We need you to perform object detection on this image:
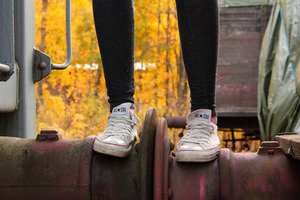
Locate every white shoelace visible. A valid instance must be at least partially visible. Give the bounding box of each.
[179,120,214,145]
[104,112,140,138]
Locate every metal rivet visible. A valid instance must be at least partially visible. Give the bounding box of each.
[39,62,47,70]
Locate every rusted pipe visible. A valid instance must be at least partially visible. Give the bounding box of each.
[164,134,300,199]
[219,142,300,199]
[154,118,170,200]
[167,142,300,200]
[1,108,300,200]
[91,148,139,199]
[0,132,94,199]
[0,108,159,200]
[166,116,186,128]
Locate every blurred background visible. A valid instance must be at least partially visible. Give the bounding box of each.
[35,0,299,152]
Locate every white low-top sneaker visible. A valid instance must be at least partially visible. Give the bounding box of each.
[176,109,220,162]
[93,103,139,157]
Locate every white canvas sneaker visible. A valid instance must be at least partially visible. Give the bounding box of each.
[93,103,139,157]
[176,109,220,162]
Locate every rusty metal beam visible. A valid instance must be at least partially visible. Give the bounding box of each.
[0,132,94,199]
[1,108,300,200]
[166,116,259,130]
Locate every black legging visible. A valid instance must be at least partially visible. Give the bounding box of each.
[93,0,219,116]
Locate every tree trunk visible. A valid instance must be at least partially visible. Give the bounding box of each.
[165,0,170,115]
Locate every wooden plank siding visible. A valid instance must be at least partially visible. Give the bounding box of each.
[216,6,272,117]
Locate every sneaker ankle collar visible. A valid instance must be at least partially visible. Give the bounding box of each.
[187,109,212,123]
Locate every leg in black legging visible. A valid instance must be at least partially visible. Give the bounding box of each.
[176,0,219,117]
[92,0,135,112]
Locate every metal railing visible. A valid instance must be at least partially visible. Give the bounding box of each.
[51,0,72,69]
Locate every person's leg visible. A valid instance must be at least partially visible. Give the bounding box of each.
[93,0,135,111]
[92,0,138,157]
[175,0,220,162]
[176,0,218,116]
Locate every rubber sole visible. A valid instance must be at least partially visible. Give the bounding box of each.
[175,147,219,162]
[93,139,133,158]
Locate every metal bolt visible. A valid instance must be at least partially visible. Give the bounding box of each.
[37,130,62,141]
[39,62,47,70]
[40,130,58,134]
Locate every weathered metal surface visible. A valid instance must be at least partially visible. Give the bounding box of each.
[217,6,272,114]
[166,115,259,129]
[91,108,159,200]
[161,116,300,200]
[91,150,139,200]
[137,107,158,200]
[220,142,300,200]
[1,109,300,200]
[169,159,219,200]
[166,116,186,128]
[0,133,94,199]
[165,116,220,200]
[276,133,300,160]
[154,118,170,200]
[36,129,63,141]
[167,143,300,200]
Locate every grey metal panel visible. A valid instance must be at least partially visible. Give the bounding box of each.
[0,0,36,138]
[0,0,14,81]
[0,63,19,112]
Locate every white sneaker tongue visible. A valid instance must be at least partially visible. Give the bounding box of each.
[112,103,130,116]
[189,109,211,123]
